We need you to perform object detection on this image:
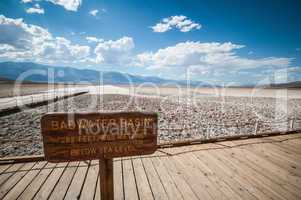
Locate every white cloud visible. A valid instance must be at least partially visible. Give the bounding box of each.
[0,44,15,52]
[86,36,103,43]
[0,15,90,64]
[21,0,32,3]
[93,37,135,64]
[47,0,81,11]
[133,41,293,75]
[151,15,201,33]
[21,0,81,11]
[151,23,170,33]
[89,9,98,17]
[134,42,244,68]
[26,4,45,14]
[0,15,52,49]
[89,8,106,18]
[26,7,44,14]
[287,67,301,73]
[38,37,90,62]
[95,37,134,51]
[0,15,135,67]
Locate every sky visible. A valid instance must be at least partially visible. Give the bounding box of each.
[0,0,300,85]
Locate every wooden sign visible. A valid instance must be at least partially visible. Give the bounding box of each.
[41,112,158,162]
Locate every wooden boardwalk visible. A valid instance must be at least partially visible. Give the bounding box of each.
[0,133,300,200]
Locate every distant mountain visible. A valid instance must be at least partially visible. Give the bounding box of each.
[1,62,300,88]
[0,62,205,86]
[263,81,301,89]
[0,76,14,83]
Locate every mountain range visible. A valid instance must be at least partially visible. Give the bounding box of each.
[0,62,206,86]
[0,62,300,88]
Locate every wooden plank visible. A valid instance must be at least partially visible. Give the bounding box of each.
[1,163,25,174]
[94,174,100,200]
[1,134,300,200]
[193,150,260,200]
[178,150,240,200]
[0,164,11,175]
[0,163,24,186]
[140,157,169,200]
[92,162,100,200]
[208,148,290,200]
[259,138,301,156]
[160,143,221,155]
[287,138,301,146]
[0,164,13,189]
[234,147,301,198]
[169,152,214,200]
[252,134,301,147]
[175,152,228,200]
[229,143,301,194]
[3,161,47,200]
[187,152,242,200]
[263,143,301,164]
[276,140,301,155]
[265,133,301,141]
[0,162,36,199]
[158,154,199,200]
[243,141,301,177]
[217,137,267,147]
[208,149,279,199]
[18,162,57,200]
[132,157,154,200]
[33,162,68,200]
[64,161,89,200]
[48,161,79,200]
[151,156,183,200]
[122,157,139,200]
[80,160,99,200]
[113,159,124,200]
[211,148,298,200]
[242,143,301,177]
[0,155,45,164]
[229,146,301,199]
[269,141,301,157]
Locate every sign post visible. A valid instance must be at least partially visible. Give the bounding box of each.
[41,112,158,200]
[99,159,114,200]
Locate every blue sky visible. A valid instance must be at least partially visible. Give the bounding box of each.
[0,0,300,85]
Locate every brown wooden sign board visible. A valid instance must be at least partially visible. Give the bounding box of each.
[41,112,158,163]
[41,111,158,200]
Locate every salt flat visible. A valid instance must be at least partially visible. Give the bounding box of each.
[0,84,301,157]
[118,85,301,99]
[1,92,301,157]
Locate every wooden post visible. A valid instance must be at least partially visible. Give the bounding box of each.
[99,158,114,200]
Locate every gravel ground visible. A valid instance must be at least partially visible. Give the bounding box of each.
[1,93,301,157]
